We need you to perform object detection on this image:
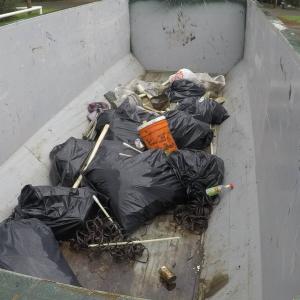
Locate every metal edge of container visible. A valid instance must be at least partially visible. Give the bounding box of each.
[0,268,149,300]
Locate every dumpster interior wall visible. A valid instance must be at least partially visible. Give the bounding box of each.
[0,0,145,221]
[243,1,300,299]
[0,0,131,164]
[200,1,300,299]
[130,0,246,74]
[0,0,300,299]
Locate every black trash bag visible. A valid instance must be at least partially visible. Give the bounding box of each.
[96,100,155,146]
[84,140,224,233]
[165,79,206,102]
[176,98,229,125]
[50,137,93,187]
[0,218,79,286]
[168,150,224,199]
[96,110,139,144]
[13,185,98,240]
[168,150,224,234]
[116,98,155,122]
[84,143,186,233]
[165,110,213,149]
[96,100,213,150]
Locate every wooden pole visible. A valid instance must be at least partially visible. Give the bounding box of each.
[88,236,180,248]
[73,124,110,188]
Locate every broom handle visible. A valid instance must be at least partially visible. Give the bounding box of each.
[92,195,114,223]
[73,124,110,188]
[88,236,180,248]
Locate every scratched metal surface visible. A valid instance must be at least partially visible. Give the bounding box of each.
[60,72,204,300]
[61,214,203,300]
[0,268,145,300]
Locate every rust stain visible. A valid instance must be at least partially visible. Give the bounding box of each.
[12,294,20,300]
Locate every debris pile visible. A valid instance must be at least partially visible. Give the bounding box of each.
[0,68,233,286]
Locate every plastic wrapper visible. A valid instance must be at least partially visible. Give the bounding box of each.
[168,69,226,93]
[50,137,93,187]
[13,185,98,240]
[196,73,226,93]
[169,68,199,83]
[114,87,143,107]
[134,80,166,99]
[0,218,79,285]
[176,97,229,125]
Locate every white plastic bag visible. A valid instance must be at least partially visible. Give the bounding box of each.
[169,68,198,83]
[169,68,225,93]
[196,73,226,93]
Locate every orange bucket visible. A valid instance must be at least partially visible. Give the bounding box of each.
[138,116,178,153]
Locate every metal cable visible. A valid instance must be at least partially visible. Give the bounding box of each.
[70,215,148,263]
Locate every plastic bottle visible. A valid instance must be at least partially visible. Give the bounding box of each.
[206,184,234,197]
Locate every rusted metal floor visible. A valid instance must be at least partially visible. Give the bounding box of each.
[60,72,204,300]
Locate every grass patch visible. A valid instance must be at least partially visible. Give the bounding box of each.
[130,0,246,6]
[279,15,300,24]
[0,7,57,26]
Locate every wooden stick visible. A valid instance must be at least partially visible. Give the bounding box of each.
[122,142,143,154]
[73,124,110,188]
[143,104,164,114]
[88,236,180,248]
[162,80,169,86]
[93,195,114,223]
[140,106,159,115]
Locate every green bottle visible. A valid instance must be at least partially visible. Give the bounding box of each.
[206,184,234,197]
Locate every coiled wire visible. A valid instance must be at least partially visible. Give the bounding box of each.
[70,215,149,263]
